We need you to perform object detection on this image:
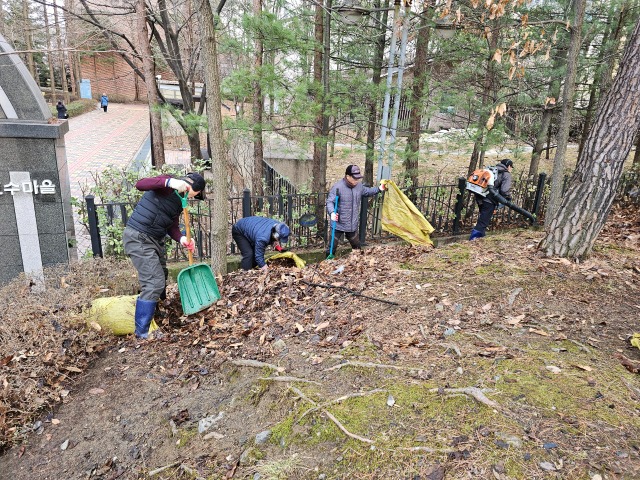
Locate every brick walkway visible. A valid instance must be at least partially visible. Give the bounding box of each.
[65,103,150,200]
[65,103,150,255]
[64,103,193,255]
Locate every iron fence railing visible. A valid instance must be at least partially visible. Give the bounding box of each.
[84,170,639,260]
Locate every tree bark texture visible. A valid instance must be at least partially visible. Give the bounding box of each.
[539,17,640,259]
[200,0,229,275]
[136,0,165,167]
[546,0,586,222]
[252,0,264,195]
[578,1,629,158]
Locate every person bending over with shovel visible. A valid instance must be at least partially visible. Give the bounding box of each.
[232,217,290,271]
[325,164,386,258]
[123,172,206,339]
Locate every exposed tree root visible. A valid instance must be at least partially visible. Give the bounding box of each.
[260,376,322,385]
[230,359,285,372]
[298,388,387,422]
[428,386,500,409]
[325,361,413,372]
[288,386,374,444]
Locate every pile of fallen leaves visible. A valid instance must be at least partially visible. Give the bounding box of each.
[0,260,138,451]
[600,202,640,251]
[156,245,434,361]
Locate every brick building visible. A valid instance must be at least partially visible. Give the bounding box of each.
[79,52,176,102]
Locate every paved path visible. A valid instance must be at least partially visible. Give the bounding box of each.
[65,103,150,201]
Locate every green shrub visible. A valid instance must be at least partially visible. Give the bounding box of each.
[49,99,96,118]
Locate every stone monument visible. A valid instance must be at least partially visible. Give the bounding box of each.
[0,35,76,288]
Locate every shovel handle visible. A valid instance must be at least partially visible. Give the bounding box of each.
[183,207,194,265]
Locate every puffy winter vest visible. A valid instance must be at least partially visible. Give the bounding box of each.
[127,190,182,239]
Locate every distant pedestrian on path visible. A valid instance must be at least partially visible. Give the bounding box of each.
[56,101,68,119]
[232,216,290,271]
[100,93,109,112]
[123,172,206,339]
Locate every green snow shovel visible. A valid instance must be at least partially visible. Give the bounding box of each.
[176,192,220,315]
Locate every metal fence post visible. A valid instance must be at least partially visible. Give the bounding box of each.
[531,173,547,224]
[359,195,370,245]
[452,177,466,235]
[242,188,251,218]
[85,195,103,258]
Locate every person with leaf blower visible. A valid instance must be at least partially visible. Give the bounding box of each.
[325,165,386,258]
[232,216,291,271]
[469,159,514,240]
[123,172,206,339]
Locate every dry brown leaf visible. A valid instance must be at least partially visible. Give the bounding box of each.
[573,364,593,372]
[506,314,525,325]
[64,366,82,373]
[492,49,502,63]
[89,388,105,395]
[315,321,330,332]
[529,328,550,337]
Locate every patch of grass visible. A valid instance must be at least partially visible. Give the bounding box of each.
[247,379,271,406]
[253,454,307,479]
[176,427,198,448]
[338,336,380,359]
[474,263,507,275]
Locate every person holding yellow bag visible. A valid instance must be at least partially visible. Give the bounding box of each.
[325,165,386,257]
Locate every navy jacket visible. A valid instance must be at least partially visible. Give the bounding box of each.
[232,216,279,268]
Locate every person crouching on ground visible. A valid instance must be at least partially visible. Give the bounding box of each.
[123,172,206,338]
[232,216,290,271]
[470,158,514,240]
[325,164,386,257]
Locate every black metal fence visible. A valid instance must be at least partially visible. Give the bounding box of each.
[85,170,639,260]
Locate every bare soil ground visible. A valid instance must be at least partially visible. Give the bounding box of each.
[1,205,639,480]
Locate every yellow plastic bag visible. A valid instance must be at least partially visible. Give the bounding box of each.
[267,251,306,268]
[381,180,434,246]
[87,295,158,336]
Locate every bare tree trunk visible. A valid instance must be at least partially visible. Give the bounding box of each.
[633,130,640,168]
[539,17,640,258]
[578,1,629,158]
[136,0,165,167]
[311,1,326,194]
[252,0,264,195]
[404,1,432,190]
[364,0,389,186]
[23,0,36,82]
[546,0,586,222]
[468,22,499,177]
[200,0,229,275]
[155,0,201,160]
[43,3,56,102]
[529,50,564,178]
[53,3,70,104]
